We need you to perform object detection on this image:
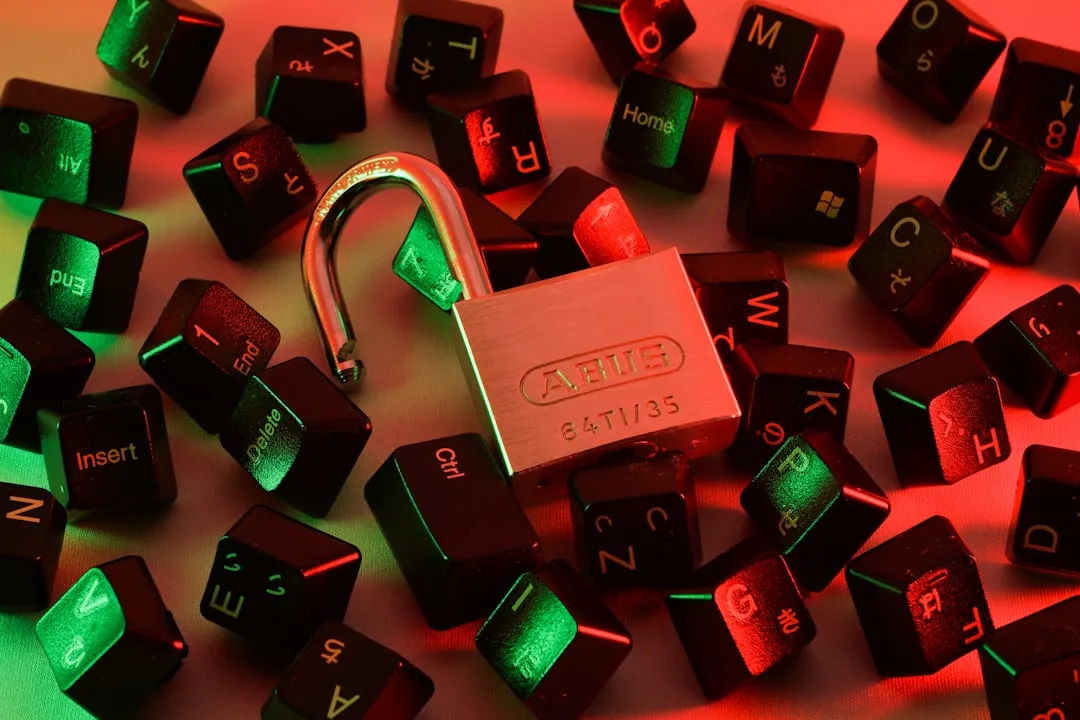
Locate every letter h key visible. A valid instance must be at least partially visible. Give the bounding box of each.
[302,153,742,491]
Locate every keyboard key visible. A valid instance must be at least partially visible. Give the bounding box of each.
[719,3,844,128]
[0,484,66,611]
[200,505,362,657]
[387,0,504,109]
[427,70,551,194]
[741,432,890,592]
[666,536,816,700]
[574,0,697,84]
[943,124,1076,265]
[0,299,95,452]
[394,187,537,310]
[38,385,175,513]
[15,198,147,332]
[36,555,188,718]
[0,78,138,208]
[220,357,372,518]
[846,515,993,677]
[729,123,878,246]
[139,279,280,434]
[877,0,1006,123]
[975,285,1080,418]
[96,0,223,114]
[874,341,1010,486]
[979,595,1080,720]
[727,340,854,469]
[256,27,366,142]
[366,433,542,629]
[1007,445,1080,575]
[517,166,650,279]
[991,38,1080,158]
[601,64,728,193]
[183,118,317,260]
[848,195,990,346]
[475,560,632,720]
[262,620,434,720]
[683,250,788,364]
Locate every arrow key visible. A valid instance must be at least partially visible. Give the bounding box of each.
[990,38,1080,157]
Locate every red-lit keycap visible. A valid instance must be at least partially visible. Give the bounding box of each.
[475,560,632,720]
[139,279,280,434]
[36,556,188,718]
[683,251,788,364]
[991,38,1080,158]
[427,70,551,194]
[875,341,1010,486]
[846,515,993,677]
[199,505,362,657]
[943,124,1076,265]
[666,536,816,700]
[720,2,844,128]
[602,64,728,193]
[574,0,697,84]
[975,285,1080,419]
[1007,445,1080,576]
[0,484,66,611]
[848,195,990,346]
[517,166,650,279]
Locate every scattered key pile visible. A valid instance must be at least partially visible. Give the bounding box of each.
[1,0,1079,718]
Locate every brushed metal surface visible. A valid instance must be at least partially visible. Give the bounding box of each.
[453,248,741,485]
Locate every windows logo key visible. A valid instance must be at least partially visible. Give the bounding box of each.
[815,191,845,219]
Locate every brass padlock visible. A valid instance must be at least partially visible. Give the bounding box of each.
[302,152,741,485]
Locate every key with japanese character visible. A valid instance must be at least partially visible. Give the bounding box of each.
[574,0,697,84]
[991,38,1080,158]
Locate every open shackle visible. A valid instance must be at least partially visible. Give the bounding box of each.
[301,152,493,387]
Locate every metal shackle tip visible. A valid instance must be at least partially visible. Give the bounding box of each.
[300,152,493,388]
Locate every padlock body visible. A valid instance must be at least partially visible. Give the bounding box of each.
[452,248,740,488]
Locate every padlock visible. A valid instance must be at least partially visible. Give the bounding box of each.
[301,152,741,486]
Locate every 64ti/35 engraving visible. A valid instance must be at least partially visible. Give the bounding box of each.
[561,395,679,440]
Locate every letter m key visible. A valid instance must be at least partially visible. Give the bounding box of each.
[748,12,782,49]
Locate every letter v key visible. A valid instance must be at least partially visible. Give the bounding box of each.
[77,577,110,618]
[128,0,150,26]
[327,685,360,718]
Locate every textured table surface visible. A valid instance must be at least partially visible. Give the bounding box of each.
[2,0,1080,718]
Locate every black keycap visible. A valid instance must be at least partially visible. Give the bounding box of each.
[394,187,538,310]
[874,341,1011,486]
[366,433,542,629]
[574,0,697,85]
[15,198,148,332]
[943,124,1076,265]
[666,536,816,700]
[975,285,1080,419]
[846,515,993,677]
[1007,445,1080,575]
[262,620,434,720]
[200,505,361,657]
[0,484,66,611]
[427,70,551,194]
[719,3,844,128]
[220,357,372,519]
[387,0,503,109]
[876,0,1006,123]
[848,195,990,346]
[35,555,187,718]
[475,560,632,720]
[729,124,878,247]
[980,595,1080,720]
[38,385,175,513]
[683,250,788,364]
[183,118,317,260]
[517,166,650,279]
[256,26,366,142]
[991,38,1080,158]
[139,279,280,434]
[0,299,95,452]
[570,450,699,588]
[601,64,728,193]
[741,432,890,592]
[726,340,854,469]
[0,78,138,208]
[96,0,223,115]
